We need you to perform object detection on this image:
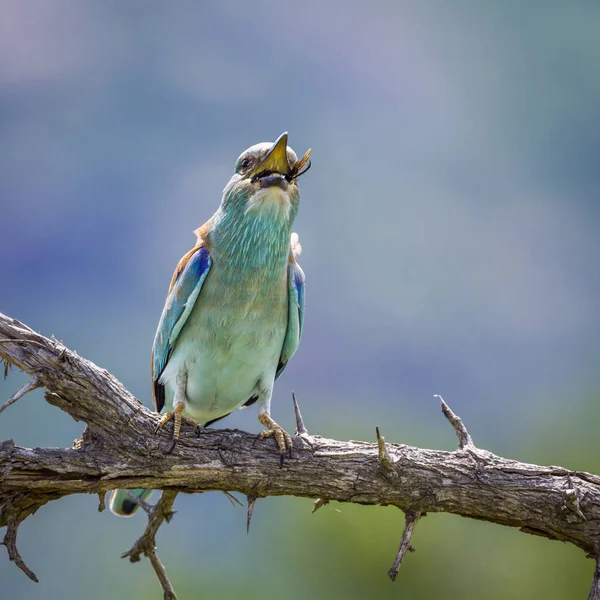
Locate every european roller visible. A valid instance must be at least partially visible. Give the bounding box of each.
[110,132,310,516]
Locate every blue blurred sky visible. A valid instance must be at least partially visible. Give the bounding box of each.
[1,1,599,598]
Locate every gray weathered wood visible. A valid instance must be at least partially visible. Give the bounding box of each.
[1,311,599,596]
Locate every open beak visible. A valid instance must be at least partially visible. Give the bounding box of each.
[253,132,290,177]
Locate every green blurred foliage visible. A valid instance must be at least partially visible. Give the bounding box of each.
[121,496,593,600]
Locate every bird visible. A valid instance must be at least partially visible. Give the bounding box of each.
[109,132,310,516]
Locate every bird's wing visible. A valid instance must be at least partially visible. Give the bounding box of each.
[276,255,305,380]
[151,243,212,412]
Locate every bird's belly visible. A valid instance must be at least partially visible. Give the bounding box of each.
[160,276,288,423]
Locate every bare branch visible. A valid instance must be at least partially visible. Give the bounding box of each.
[122,490,177,562]
[388,511,421,581]
[122,490,179,599]
[147,551,177,600]
[125,490,155,515]
[223,491,243,509]
[2,518,38,582]
[0,376,41,415]
[588,555,600,600]
[435,394,474,449]
[2,311,600,595]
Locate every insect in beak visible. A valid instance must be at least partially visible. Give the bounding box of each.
[287,148,312,182]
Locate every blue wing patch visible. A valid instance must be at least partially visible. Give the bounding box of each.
[276,260,305,380]
[293,267,305,335]
[152,246,212,386]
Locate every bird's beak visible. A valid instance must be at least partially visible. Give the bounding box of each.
[254,132,290,176]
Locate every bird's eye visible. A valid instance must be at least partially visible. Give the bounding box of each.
[240,157,251,170]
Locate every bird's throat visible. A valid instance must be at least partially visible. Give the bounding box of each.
[244,187,292,220]
[211,206,293,280]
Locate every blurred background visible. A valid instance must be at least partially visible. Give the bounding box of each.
[1,1,599,598]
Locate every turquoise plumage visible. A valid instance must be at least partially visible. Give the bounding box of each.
[110,132,310,516]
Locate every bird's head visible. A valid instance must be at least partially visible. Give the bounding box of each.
[221,132,311,221]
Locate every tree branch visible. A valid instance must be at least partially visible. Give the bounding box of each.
[2,517,39,582]
[589,555,600,600]
[1,311,600,597]
[122,490,179,599]
[387,510,421,581]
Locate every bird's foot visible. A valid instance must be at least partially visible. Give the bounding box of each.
[257,412,293,466]
[155,403,201,453]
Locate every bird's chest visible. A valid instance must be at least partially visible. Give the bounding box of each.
[188,266,288,348]
[171,265,289,414]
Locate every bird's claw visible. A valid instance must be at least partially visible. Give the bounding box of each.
[258,411,293,466]
[155,405,201,453]
[155,412,172,435]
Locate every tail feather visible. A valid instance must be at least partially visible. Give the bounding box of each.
[109,488,154,517]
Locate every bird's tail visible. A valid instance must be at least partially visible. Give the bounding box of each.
[109,488,154,517]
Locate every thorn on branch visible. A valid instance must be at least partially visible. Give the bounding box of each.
[292,392,308,436]
[588,555,600,600]
[122,490,178,599]
[312,498,329,513]
[435,394,474,449]
[388,510,422,582]
[0,376,42,415]
[376,426,396,475]
[246,495,257,534]
[563,474,587,522]
[2,518,38,583]
[2,358,10,379]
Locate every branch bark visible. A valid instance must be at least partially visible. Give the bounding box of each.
[1,311,599,597]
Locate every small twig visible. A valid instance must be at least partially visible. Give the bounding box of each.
[564,474,587,521]
[0,376,41,414]
[147,551,177,600]
[122,490,177,561]
[435,394,474,449]
[588,555,600,600]
[122,490,178,599]
[2,518,38,583]
[223,491,243,508]
[246,495,257,533]
[125,489,155,515]
[292,392,308,436]
[375,426,395,474]
[312,498,329,513]
[388,510,421,581]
